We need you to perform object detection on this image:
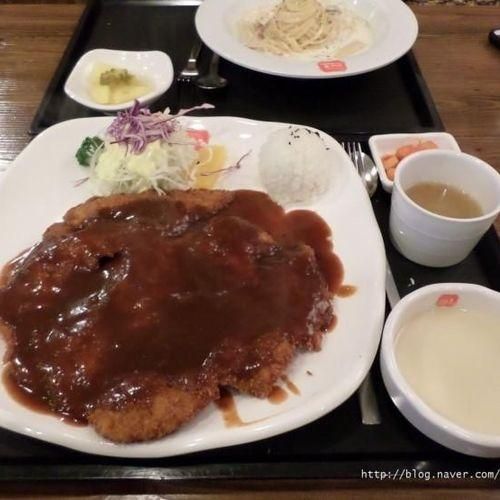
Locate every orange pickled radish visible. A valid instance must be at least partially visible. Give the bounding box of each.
[382,154,399,171]
[416,140,438,151]
[396,144,418,160]
[386,167,396,181]
[382,140,440,182]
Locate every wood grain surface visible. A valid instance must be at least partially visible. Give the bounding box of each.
[0,2,498,230]
[0,3,499,496]
[0,4,83,171]
[411,5,500,233]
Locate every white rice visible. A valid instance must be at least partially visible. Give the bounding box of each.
[259,127,332,206]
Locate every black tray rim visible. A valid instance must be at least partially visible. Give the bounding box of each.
[2,459,500,482]
[14,0,500,485]
[29,0,444,136]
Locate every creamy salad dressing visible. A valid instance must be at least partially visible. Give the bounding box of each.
[395,307,500,435]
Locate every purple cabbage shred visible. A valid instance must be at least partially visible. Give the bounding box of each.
[106,101,214,154]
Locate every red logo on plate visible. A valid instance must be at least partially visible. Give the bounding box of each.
[436,294,459,307]
[318,60,347,72]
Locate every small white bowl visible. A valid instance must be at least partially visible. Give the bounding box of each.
[381,283,500,457]
[390,150,500,267]
[368,132,461,193]
[64,49,174,112]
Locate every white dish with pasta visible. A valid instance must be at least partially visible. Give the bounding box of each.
[237,0,373,60]
[196,0,418,78]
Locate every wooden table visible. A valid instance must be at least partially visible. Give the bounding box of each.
[0,2,499,497]
[0,1,498,231]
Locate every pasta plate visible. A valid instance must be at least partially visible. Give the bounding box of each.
[196,0,418,78]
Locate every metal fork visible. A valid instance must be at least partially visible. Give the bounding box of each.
[343,141,378,197]
[342,141,382,426]
[177,38,202,83]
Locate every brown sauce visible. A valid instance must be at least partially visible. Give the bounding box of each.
[337,284,357,298]
[0,247,33,288]
[215,388,273,428]
[0,190,342,423]
[215,388,246,427]
[2,367,84,426]
[328,315,338,332]
[281,375,300,395]
[0,266,10,289]
[2,366,49,415]
[267,385,288,405]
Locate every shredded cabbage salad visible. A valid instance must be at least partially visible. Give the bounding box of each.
[77,102,214,195]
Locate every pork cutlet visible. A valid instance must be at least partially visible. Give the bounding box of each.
[0,189,339,443]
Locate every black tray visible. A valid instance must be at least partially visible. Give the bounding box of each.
[30,0,442,136]
[9,0,500,489]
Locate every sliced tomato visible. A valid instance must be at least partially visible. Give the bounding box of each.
[186,128,210,145]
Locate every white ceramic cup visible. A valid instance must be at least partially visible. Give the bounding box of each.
[390,150,500,267]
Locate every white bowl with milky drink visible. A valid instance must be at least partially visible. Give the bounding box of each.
[381,283,500,457]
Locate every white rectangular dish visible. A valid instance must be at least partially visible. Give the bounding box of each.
[368,132,461,193]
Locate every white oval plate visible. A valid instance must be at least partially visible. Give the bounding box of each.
[195,0,418,79]
[0,116,385,457]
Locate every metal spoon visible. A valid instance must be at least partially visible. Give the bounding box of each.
[196,53,227,90]
[359,150,379,197]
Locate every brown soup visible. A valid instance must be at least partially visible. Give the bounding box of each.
[405,182,483,219]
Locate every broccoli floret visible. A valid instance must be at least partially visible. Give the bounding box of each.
[75,136,103,166]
